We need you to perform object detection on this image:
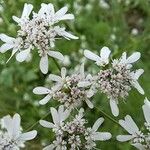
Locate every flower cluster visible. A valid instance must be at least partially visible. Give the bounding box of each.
[117,98,150,150]
[0,3,78,74]
[80,47,144,116]
[0,113,37,150]
[33,64,95,109]
[40,105,112,150]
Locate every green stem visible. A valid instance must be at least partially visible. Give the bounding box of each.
[52,58,61,71]
[95,106,120,126]
[25,111,50,132]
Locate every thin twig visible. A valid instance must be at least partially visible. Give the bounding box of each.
[52,58,61,71]
[95,106,120,126]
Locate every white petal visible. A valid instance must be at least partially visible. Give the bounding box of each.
[84,50,100,62]
[78,81,91,87]
[85,99,94,109]
[50,107,59,125]
[49,74,62,82]
[48,51,64,61]
[109,99,119,117]
[142,101,150,123]
[87,89,94,98]
[33,87,51,95]
[92,117,104,131]
[59,14,74,20]
[16,48,31,62]
[127,52,141,64]
[3,115,13,136]
[116,135,133,142]
[132,143,145,150]
[119,115,139,134]
[100,46,111,60]
[39,94,52,105]
[61,67,66,79]
[43,144,55,150]
[12,113,21,139]
[19,130,37,141]
[39,120,54,128]
[134,69,144,80]
[124,115,139,133]
[0,34,15,43]
[93,132,112,141]
[80,63,85,78]
[54,6,68,20]
[0,44,14,53]
[12,16,20,23]
[131,81,144,95]
[22,3,33,18]
[40,55,48,74]
[61,31,79,40]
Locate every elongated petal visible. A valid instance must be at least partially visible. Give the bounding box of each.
[33,87,51,95]
[0,44,14,53]
[54,6,68,20]
[0,34,15,43]
[142,99,150,123]
[78,81,91,87]
[49,74,62,82]
[125,115,139,133]
[61,67,66,79]
[132,143,145,150]
[93,132,112,141]
[85,99,94,109]
[116,135,133,142]
[61,31,78,40]
[39,120,54,128]
[22,3,33,18]
[84,50,100,62]
[50,107,59,125]
[19,130,37,141]
[16,48,31,62]
[43,144,55,150]
[109,99,119,117]
[12,113,21,139]
[59,14,74,20]
[127,52,141,64]
[119,115,139,134]
[92,117,104,131]
[134,69,144,80]
[131,81,144,95]
[80,63,85,78]
[40,55,48,74]
[3,115,13,136]
[48,51,64,61]
[39,94,52,105]
[100,46,111,60]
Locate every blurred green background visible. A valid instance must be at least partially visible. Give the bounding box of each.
[0,0,150,149]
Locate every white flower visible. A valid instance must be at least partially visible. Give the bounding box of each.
[0,34,23,63]
[49,67,67,88]
[12,3,33,25]
[0,3,78,74]
[119,52,141,68]
[88,117,112,141]
[142,98,150,129]
[109,99,119,117]
[116,115,147,150]
[0,113,37,149]
[34,64,94,109]
[84,46,111,66]
[40,105,70,129]
[40,108,111,150]
[33,86,58,105]
[130,69,145,95]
